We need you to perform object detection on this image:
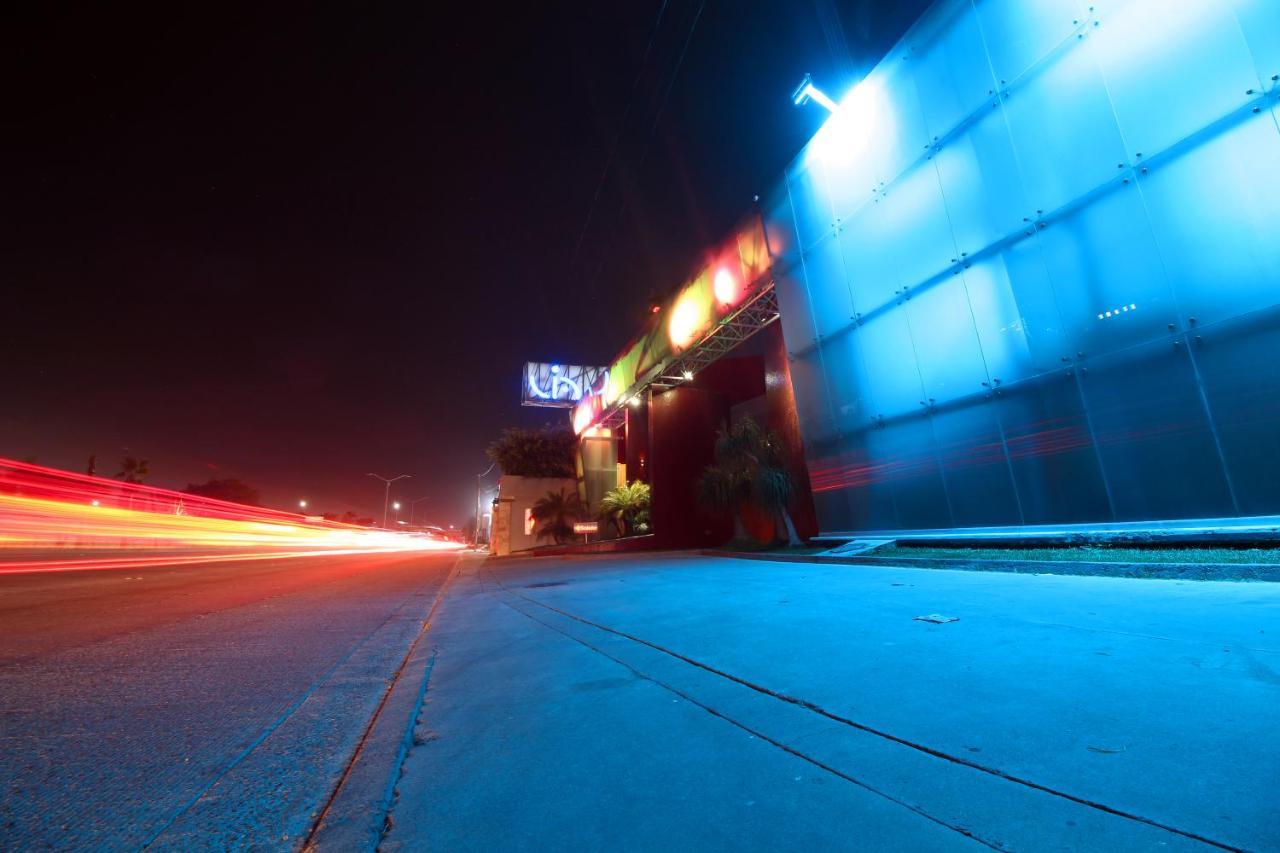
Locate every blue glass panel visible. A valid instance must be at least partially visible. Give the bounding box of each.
[787,349,837,445]
[932,399,1023,526]
[993,371,1113,524]
[785,156,836,253]
[866,415,953,529]
[906,276,990,404]
[908,1,999,141]
[837,198,901,315]
[807,435,899,532]
[820,83,895,221]
[809,483,854,535]
[933,106,1030,256]
[856,311,927,421]
[875,162,957,292]
[760,184,800,269]
[875,53,934,185]
[1138,115,1280,327]
[1000,36,1128,215]
[972,0,1085,85]
[1078,336,1235,520]
[1034,181,1179,357]
[1192,306,1280,516]
[772,260,819,351]
[819,330,873,436]
[1233,0,1280,82]
[800,235,855,340]
[1091,0,1261,158]
[964,247,1072,384]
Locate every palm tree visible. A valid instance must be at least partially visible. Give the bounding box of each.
[531,488,585,545]
[599,481,651,537]
[115,456,150,484]
[697,417,802,547]
[697,464,750,542]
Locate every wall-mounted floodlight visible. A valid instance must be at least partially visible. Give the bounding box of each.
[791,73,838,112]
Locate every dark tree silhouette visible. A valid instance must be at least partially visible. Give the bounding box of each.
[182,478,261,506]
[487,427,576,478]
[115,457,150,483]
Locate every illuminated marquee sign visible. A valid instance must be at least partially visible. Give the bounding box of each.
[522,362,609,409]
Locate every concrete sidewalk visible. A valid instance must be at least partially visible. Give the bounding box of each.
[383,553,1280,851]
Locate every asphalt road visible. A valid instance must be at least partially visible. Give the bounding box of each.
[0,550,459,851]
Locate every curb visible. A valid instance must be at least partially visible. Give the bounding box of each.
[304,557,464,850]
[701,549,1280,582]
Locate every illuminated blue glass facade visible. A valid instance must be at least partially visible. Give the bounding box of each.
[765,0,1280,534]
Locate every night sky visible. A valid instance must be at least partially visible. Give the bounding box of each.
[2,1,929,523]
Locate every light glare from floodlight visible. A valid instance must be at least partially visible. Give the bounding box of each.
[791,73,838,112]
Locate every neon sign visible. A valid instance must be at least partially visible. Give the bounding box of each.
[522,362,609,409]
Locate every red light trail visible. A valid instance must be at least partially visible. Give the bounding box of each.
[0,457,461,574]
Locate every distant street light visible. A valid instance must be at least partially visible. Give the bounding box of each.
[392,500,402,526]
[367,472,411,528]
[410,495,432,525]
[298,499,308,509]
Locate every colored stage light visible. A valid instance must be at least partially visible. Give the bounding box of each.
[713,267,738,306]
[668,297,703,349]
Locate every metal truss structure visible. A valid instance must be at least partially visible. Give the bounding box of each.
[583,281,781,437]
[650,282,780,389]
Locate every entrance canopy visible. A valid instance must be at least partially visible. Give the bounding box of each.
[572,213,779,435]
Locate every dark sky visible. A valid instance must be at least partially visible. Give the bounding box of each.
[1,1,929,523]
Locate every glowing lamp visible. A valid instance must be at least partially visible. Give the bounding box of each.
[791,73,838,112]
[713,267,739,306]
[668,298,703,349]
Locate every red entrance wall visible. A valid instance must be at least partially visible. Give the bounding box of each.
[648,386,733,548]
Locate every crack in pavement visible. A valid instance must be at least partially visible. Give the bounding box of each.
[489,571,1245,853]
[492,592,1008,851]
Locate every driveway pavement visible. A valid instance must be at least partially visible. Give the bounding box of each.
[384,553,1279,852]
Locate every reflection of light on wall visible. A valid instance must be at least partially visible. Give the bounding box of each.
[572,397,598,434]
[713,267,739,305]
[668,298,703,348]
[809,79,884,169]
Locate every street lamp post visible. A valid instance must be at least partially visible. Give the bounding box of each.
[475,461,497,547]
[392,501,402,525]
[410,495,432,525]
[367,472,410,528]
